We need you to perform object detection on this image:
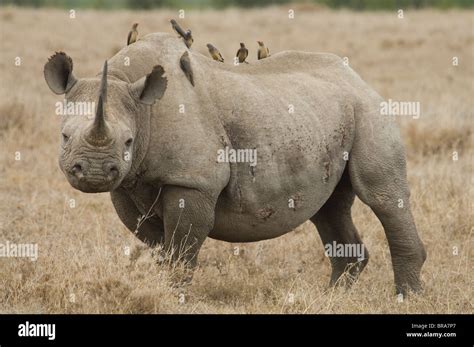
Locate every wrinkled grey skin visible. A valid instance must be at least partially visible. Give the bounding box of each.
[44,33,426,295]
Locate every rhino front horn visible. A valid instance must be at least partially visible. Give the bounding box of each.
[87,61,110,145]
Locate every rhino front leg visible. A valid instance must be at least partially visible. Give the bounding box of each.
[111,188,164,247]
[161,186,216,267]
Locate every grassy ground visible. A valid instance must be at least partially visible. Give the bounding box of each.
[0,6,472,313]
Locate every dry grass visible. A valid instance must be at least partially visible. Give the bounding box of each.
[0,6,472,313]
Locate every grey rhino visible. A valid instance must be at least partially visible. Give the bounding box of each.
[44,33,426,294]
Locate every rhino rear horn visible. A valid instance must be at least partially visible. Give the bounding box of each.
[130,65,168,105]
[44,52,78,94]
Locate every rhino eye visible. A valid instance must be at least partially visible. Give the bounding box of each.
[125,138,133,147]
[62,133,70,142]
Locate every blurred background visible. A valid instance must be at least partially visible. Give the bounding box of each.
[2,0,473,9]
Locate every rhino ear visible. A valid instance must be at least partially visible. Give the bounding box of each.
[130,65,168,105]
[44,52,77,95]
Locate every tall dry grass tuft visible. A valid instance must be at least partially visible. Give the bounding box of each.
[0,101,30,134]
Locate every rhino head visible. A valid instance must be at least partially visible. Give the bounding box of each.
[44,52,167,193]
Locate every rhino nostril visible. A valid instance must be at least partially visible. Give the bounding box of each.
[72,164,81,171]
[71,163,82,174]
[104,163,119,179]
[70,163,85,179]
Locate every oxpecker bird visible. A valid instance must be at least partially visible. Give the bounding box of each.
[207,43,224,62]
[236,43,248,64]
[170,19,193,48]
[183,29,194,49]
[127,23,139,46]
[180,51,195,86]
[257,41,270,60]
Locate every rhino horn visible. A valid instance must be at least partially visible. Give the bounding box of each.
[87,61,110,145]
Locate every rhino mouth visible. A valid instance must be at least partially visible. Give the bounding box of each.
[67,174,121,193]
[71,178,120,193]
[64,159,123,193]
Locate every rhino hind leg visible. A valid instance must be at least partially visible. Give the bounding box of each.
[311,168,369,287]
[347,112,426,296]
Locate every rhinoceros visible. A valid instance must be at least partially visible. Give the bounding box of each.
[44,33,426,294]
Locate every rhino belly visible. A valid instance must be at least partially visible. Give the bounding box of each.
[210,150,348,242]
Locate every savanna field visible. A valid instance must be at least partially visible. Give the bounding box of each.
[0,6,472,313]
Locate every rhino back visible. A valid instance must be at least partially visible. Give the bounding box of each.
[107,33,190,83]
